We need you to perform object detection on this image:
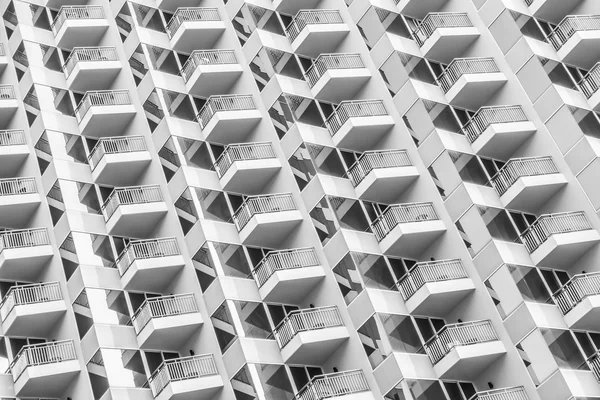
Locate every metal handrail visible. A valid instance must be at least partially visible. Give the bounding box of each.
[305,54,364,88]
[294,370,369,400]
[101,185,163,221]
[232,193,297,231]
[548,15,600,50]
[148,354,218,397]
[520,211,592,253]
[395,259,467,300]
[10,340,76,381]
[461,105,528,143]
[285,10,344,43]
[579,63,600,99]
[553,272,600,314]
[273,306,344,348]
[490,156,558,195]
[0,85,16,100]
[437,57,500,93]
[74,90,131,122]
[0,130,26,146]
[62,47,118,78]
[0,177,36,196]
[371,202,439,241]
[252,248,319,287]
[197,95,256,129]
[131,294,198,333]
[115,237,180,276]
[166,7,220,38]
[214,142,276,178]
[324,100,388,135]
[469,386,528,400]
[346,150,411,187]
[0,282,62,321]
[181,49,237,82]
[424,320,498,364]
[51,6,105,35]
[413,12,473,46]
[88,136,147,171]
[0,228,50,252]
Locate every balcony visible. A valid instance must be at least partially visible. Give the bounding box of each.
[295,370,374,400]
[396,259,475,316]
[0,178,41,227]
[413,13,479,63]
[0,229,53,281]
[182,50,243,97]
[166,8,225,53]
[521,212,600,267]
[63,47,120,91]
[0,44,7,73]
[197,95,262,144]
[252,248,325,303]
[273,0,319,15]
[579,63,600,111]
[371,202,446,258]
[51,6,109,49]
[233,193,303,247]
[437,58,507,109]
[525,0,581,23]
[394,0,448,19]
[74,90,136,137]
[88,136,151,186]
[286,10,349,58]
[11,340,80,398]
[347,150,418,202]
[462,105,536,158]
[491,157,567,212]
[132,294,202,351]
[549,15,600,68]
[273,306,349,364]
[325,100,394,150]
[305,54,371,103]
[424,320,506,379]
[0,130,29,175]
[115,238,185,292]
[554,272,600,330]
[0,282,66,337]
[471,387,528,400]
[148,354,223,400]
[101,186,168,237]
[0,85,18,124]
[215,142,280,193]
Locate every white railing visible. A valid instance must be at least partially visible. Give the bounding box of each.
[115,237,179,276]
[548,15,600,50]
[0,130,26,146]
[74,90,131,122]
[413,13,473,46]
[395,259,467,300]
[0,85,15,100]
[62,47,118,78]
[437,57,500,93]
[181,49,237,82]
[197,95,256,129]
[0,228,50,252]
[10,340,77,381]
[424,320,498,364]
[305,54,365,88]
[0,43,4,56]
[88,136,147,171]
[579,63,600,99]
[0,282,62,321]
[0,177,36,196]
[274,306,344,348]
[461,105,528,143]
[553,272,600,314]
[469,387,528,400]
[148,354,218,397]
[491,156,558,195]
[51,6,105,35]
[233,193,296,231]
[294,370,370,400]
[589,351,600,381]
[166,7,220,38]
[520,212,592,253]
[101,185,163,221]
[346,150,411,187]
[214,142,276,178]
[286,10,344,43]
[131,294,198,333]
[252,248,319,288]
[371,202,439,241]
[324,100,388,135]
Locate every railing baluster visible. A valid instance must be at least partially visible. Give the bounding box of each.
[87,136,147,171]
[166,7,221,38]
[285,10,344,43]
[273,306,344,348]
[100,185,163,221]
[305,54,365,88]
[214,142,276,177]
[232,193,297,231]
[371,202,439,241]
[412,13,473,46]
[148,354,218,396]
[131,294,198,333]
[437,57,500,93]
[520,211,592,253]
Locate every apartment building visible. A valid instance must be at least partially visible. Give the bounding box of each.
[0,0,598,398]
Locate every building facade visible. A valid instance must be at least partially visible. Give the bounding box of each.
[0,0,598,398]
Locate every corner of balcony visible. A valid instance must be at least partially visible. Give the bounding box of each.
[286,10,350,57]
[51,6,109,49]
[0,178,41,227]
[413,13,479,63]
[63,47,121,91]
[525,0,581,24]
[550,15,600,69]
[471,387,528,400]
[521,212,600,267]
[182,50,243,97]
[554,272,600,331]
[75,90,136,137]
[197,95,262,144]
[0,228,53,281]
[0,85,18,124]
[294,370,374,400]
[0,130,29,175]
[306,54,371,103]
[88,136,152,186]
[0,44,7,73]
[166,8,225,53]
[273,0,320,15]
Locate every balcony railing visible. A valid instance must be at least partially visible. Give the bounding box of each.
[214,142,276,178]
[10,340,77,381]
[0,130,26,146]
[0,228,50,252]
[324,99,388,135]
[62,47,118,78]
[548,15,600,50]
[88,136,147,171]
[395,259,467,300]
[166,7,220,38]
[115,237,180,276]
[252,247,319,288]
[490,156,559,195]
[0,85,16,100]
[437,57,500,93]
[51,6,105,35]
[285,10,344,43]
[524,0,534,5]
[74,90,132,122]
[148,354,218,397]
[0,177,36,196]
[424,320,498,364]
[553,272,600,314]
[181,49,237,82]
[346,150,411,187]
[233,193,297,231]
[101,185,163,221]
[0,282,62,321]
[0,43,4,56]
[520,211,592,253]
[579,63,600,98]
[470,387,528,400]
[461,105,529,143]
[131,294,198,333]
[197,95,256,129]
[371,202,439,241]
[305,53,365,88]
[412,13,473,46]
[589,351,600,381]
[294,370,370,400]
[273,306,344,348]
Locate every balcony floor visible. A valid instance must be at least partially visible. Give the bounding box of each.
[281,327,350,364]
[220,158,282,194]
[0,245,54,281]
[527,0,581,23]
[121,255,186,292]
[405,278,475,317]
[434,340,506,379]
[379,220,447,258]
[67,61,121,92]
[15,359,80,398]
[291,25,350,58]
[311,69,371,103]
[396,0,448,18]
[421,28,480,63]
[0,99,19,125]
[157,375,224,400]
[530,229,600,267]
[0,145,29,177]
[202,110,262,144]
[138,313,203,351]
[55,20,109,49]
[558,32,600,69]
[106,202,168,238]
[273,0,320,15]
[79,104,137,137]
[239,210,303,247]
[500,174,567,213]
[259,265,326,303]
[170,22,226,53]
[92,152,152,186]
[3,300,67,336]
[471,121,537,159]
[564,295,600,331]
[445,73,507,109]
[354,166,419,202]
[332,115,395,151]
[0,193,41,228]
[186,65,243,97]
